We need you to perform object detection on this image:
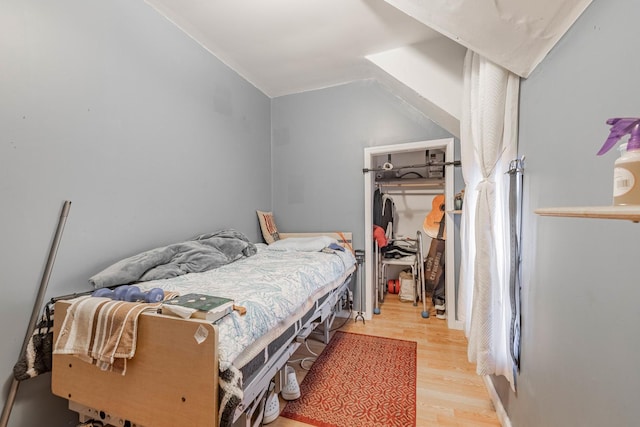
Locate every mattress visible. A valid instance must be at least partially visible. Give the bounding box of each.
[138,244,356,372]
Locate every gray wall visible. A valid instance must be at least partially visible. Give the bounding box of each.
[494,0,640,425]
[270,80,455,249]
[6,0,633,426]
[0,1,270,425]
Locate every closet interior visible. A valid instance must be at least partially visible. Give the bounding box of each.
[363,138,461,329]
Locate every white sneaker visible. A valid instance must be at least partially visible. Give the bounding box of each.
[262,391,280,424]
[281,365,300,400]
[434,299,446,319]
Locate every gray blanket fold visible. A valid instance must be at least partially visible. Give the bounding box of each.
[89,229,257,289]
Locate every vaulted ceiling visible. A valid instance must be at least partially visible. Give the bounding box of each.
[143,0,593,136]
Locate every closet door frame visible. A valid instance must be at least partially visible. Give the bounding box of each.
[364,138,462,330]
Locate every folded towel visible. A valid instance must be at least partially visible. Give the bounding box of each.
[92,300,160,373]
[54,296,108,365]
[54,293,176,375]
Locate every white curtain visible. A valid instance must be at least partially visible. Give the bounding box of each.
[458,50,520,389]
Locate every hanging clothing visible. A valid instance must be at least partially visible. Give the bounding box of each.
[373,225,388,248]
[373,188,395,238]
[373,188,383,227]
[381,194,395,238]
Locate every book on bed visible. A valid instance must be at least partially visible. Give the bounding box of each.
[161,293,234,322]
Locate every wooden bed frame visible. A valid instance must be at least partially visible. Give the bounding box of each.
[51,232,353,427]
[52,305,219,426]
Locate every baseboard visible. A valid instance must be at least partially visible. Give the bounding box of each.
[483,375,512,427]
[447,317,464,330]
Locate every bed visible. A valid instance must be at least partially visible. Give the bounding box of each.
[51,230,355,427]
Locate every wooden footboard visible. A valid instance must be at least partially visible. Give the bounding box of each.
[52,300,219,427]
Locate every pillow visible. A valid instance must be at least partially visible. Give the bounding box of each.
[268,236,337,252]
[256,210,280,244]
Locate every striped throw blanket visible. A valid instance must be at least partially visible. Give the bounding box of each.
[53,294,175,374]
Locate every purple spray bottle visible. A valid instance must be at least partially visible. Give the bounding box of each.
[597,117,640,205]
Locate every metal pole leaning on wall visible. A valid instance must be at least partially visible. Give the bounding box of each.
[354,249,365,323]
[0,200,71,427]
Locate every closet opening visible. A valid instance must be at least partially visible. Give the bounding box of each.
[363,138,462,330]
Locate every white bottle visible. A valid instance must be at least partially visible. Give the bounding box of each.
[597,118,640,205]
[613,142,640,205]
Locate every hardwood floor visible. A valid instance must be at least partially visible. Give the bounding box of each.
[268,295,501,427]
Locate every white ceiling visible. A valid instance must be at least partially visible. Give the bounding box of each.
[144,0,593,102]
[144,0,444,97]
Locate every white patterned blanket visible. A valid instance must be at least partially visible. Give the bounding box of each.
[138,244,356,426]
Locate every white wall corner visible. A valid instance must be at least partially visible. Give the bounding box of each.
[383,0,593,78]
[367,37,465,137]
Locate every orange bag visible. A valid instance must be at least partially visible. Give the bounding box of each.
[387,279,401,294]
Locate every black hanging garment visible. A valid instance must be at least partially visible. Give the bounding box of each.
[373,188,383,227]
[380,193,395,237]
[373,188,395,237]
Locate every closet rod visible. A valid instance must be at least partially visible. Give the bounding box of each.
[376,180,444,189]
[376,181,443,187]
[362,160,461,174]
[382,191,444,196]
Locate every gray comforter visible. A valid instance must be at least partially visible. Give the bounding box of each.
[89,229,257,289]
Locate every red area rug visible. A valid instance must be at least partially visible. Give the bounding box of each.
[281,331,416,427]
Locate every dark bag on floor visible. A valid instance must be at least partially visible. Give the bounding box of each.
[424,215,445,289]
[13,304,54,381]
[424,238,445,288]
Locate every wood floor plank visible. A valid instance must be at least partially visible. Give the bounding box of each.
[268,296,500,426]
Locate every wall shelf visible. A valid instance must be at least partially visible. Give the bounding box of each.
[535,205,640,222]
